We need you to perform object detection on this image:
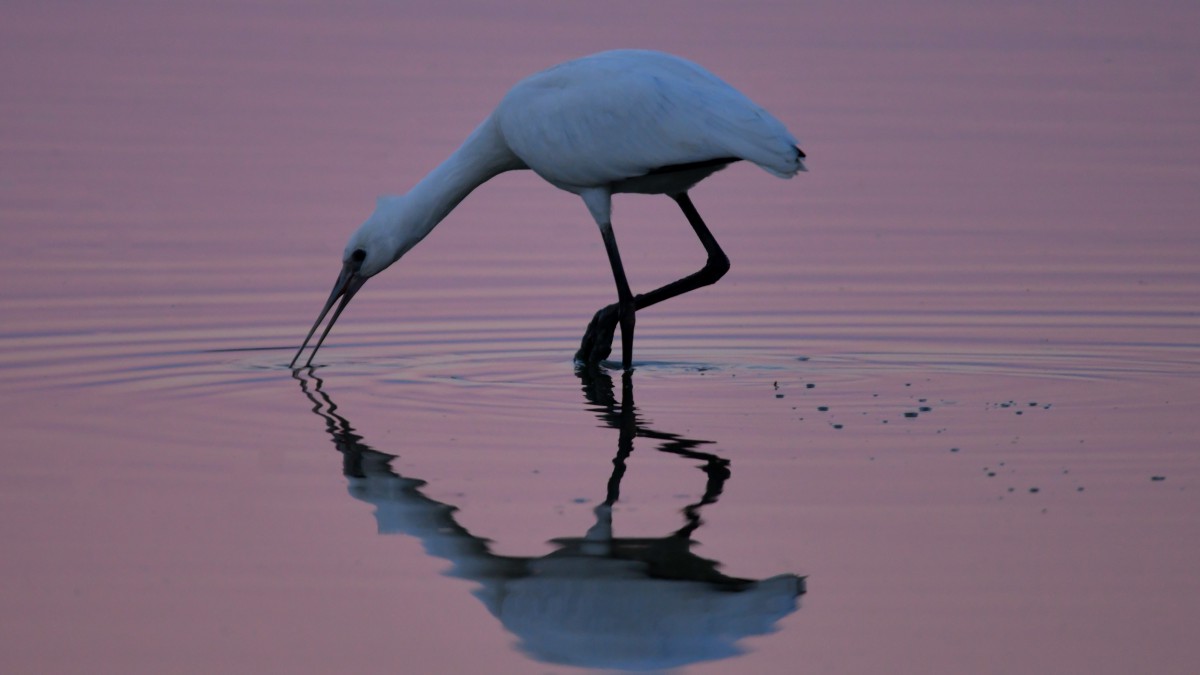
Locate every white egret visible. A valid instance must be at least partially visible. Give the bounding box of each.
[291,49,805,370]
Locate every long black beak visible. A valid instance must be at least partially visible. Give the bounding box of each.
[290,260,368,368]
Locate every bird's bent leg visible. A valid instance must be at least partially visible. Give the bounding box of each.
[596,223,636,370]
[634,193,730,310]
[576,193,730,366]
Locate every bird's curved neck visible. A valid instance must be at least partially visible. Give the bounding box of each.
[404,115,520,239]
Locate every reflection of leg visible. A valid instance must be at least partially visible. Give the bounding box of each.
[679,456,733,537]
[604,372,637,506]
[698,456,732,507]
[578,365,732,538]
[604,440,632,507]
[582,503,614,556]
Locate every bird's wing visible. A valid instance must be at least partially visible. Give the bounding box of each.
[496,51,801,190]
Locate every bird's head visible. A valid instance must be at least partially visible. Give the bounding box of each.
[290,195,422,368]
[342,195,422,279]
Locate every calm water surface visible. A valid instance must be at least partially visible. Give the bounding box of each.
[2,2,1199,673]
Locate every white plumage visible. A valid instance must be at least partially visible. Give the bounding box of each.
[498,50,803,190]
[292,49,805,370]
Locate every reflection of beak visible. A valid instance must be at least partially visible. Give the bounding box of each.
[290,260,368,368]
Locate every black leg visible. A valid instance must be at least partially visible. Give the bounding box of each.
[599,222,636,370]
[576,192,730,365]
[635,193,730,309]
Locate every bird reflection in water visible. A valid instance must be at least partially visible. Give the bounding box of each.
[293,367,804,671]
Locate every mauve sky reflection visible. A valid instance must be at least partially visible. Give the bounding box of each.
[1,1,1198,674]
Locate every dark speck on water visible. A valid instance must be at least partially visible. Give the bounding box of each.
[1151,476,1166,482]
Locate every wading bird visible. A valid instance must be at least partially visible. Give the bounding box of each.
[291,49,805,370]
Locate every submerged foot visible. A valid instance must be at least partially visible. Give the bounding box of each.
[574,303,620,365]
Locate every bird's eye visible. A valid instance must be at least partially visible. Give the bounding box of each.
[351,249,367,262]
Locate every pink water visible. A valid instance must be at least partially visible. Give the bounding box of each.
[2,1,1198,673]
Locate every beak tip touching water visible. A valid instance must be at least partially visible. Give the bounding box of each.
[289,263,367,369]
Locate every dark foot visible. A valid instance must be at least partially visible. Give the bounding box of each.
[575,303,619,365]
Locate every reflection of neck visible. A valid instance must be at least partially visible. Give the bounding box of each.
[293,368,518,580]
[402,115,523,245]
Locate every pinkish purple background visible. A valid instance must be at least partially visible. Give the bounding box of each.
[2,1,1198,673]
